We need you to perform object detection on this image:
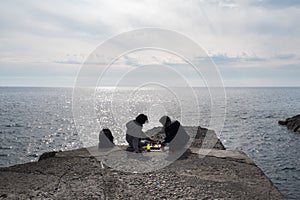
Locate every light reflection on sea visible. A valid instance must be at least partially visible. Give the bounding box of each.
[0,87,299,199]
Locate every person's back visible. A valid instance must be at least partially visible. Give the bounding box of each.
[126,120,143,152]
[98,128,114,150]
[160,116,190,152]
[166,121,190,151]
[164,120,180,144]
[125,114,148,153]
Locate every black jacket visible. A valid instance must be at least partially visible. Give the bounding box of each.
[163,121,189,151]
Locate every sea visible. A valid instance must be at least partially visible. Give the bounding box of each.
[0,87,299,199]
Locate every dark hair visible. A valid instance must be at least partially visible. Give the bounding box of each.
[159,116,171,126]
[135,114,148,125]
[98,128,114,149]
[102,128,114,143]
[165,116,171,124]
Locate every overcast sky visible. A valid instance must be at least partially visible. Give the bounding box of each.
[0,0,299,87]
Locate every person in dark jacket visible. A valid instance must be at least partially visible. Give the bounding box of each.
[159,116,190,153]
[126,114,150,153]
[98,128,115,151]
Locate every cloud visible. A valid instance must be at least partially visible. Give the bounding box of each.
[249,0,300,9]
[0,1,113,38]
[272,53,297,60]
[209,54,267,65]
[0,0,299,86]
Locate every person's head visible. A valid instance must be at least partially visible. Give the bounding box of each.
[159,116,171,127]
[135,114,148,125]
[100,128,112,137]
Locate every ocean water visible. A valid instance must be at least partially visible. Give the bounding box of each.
[0,87,299,199]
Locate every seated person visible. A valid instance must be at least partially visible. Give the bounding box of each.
[159,116,190,153]
[126,114,151,153]
[98,128,115,150]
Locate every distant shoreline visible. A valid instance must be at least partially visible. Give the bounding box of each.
[0,86,300,89]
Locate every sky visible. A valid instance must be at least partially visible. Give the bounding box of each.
[0,0,300,87]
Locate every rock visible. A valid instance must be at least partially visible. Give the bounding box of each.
[278,120,288,126]
[146,126,225,150]
[279,114,300,133]
[38,151,57,161]
[190,127,225,150]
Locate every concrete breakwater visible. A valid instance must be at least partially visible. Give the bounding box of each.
[0,127,285,199]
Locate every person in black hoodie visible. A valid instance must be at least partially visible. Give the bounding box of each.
[98,128,115,151]
[159,116,190,153]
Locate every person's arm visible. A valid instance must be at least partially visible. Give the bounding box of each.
[141,136,154,142]
[129,122,148,138]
